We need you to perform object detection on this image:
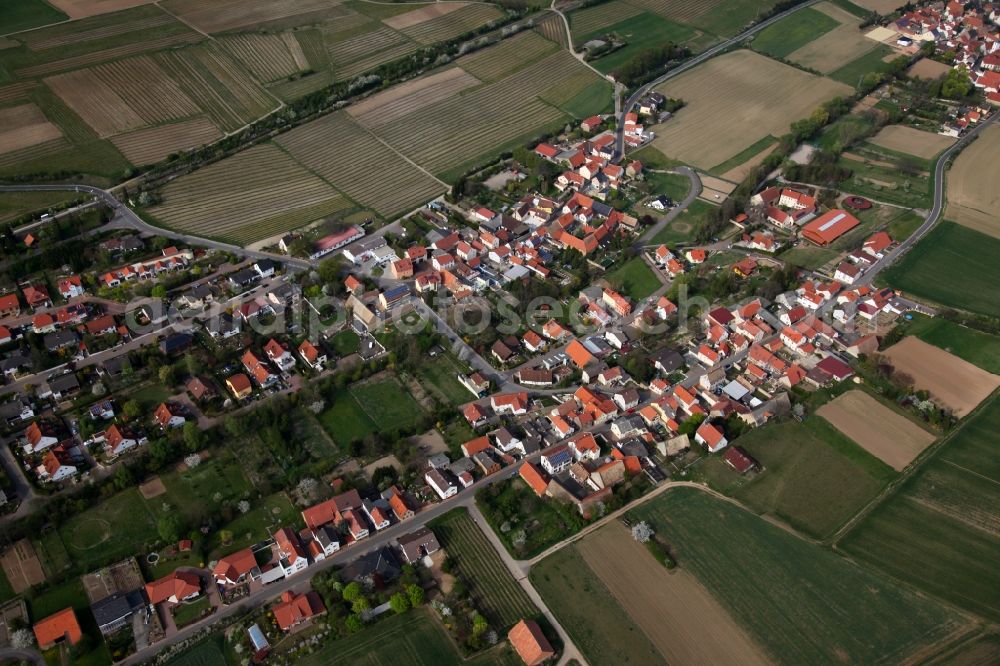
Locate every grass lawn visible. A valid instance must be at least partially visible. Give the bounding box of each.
[531,545,664,666]
[882,221,1000,318]
[350,376,425,433]
[148,455,252,525]
[28,578,89,620]
[163,635,228,666]
[751,7,840,58]
[0,0,66,34]
[559,79,615,117]
[428,508,537,631]
[605,256,661,300]
[839,391,1000,622]
[208,493,298,558]
[629,487,967,663]
[829,44,897,86]
[413,354,472,406]
[148,550,202,580]
[582,13,696,75]
[298,607,521,666]
[629,145,683,170]
[643,171,691,201]
[129,383,173,411]
[779,245,839,270]
[648,199,714,246]
[36,529,72,578]
[58,489,157,570]
[0,191,80,225]
[293,407,341,459]
[172,596,212,628]
[329,329,360,357]
[708,135,777,175]
[894,314,1000,374]
[887,210,924,240]
[699,417,896,539]
[319,387,377,445]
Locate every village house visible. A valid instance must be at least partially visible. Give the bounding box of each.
[508,619,555,666]
[264,338,296,372]
[213,548,259,587]
[145,570,201,605]
[153,402,185,429]
[37,445,78,482]
[33,608,82,650]
[695,422,728,452]
[273,590,326,632]
[57,275,85,300]
[226,373,252,400]
[397,527,441,564]
[298,340,326,370]
[425,468,458,500]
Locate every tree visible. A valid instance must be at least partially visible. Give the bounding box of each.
[342,581,363,602]
[151,284,167,298]
[182,422,203,452]
[631,520,654,543]
[472,612,488,636]
[345,614,363,633]
[351,597,370,614]
[406,584,425,607]
[10,628,34,649]
[157,514,182,543]
[389,592,410,614]
[122,400,141,421]
[158,365,175,387]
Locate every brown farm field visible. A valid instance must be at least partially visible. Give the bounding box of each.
[218,33,309,83]
[852,0,905,13]
[944,124,1000,239]
[785,1,877,73]
[347,66,482,128]
[0,540,46,594]
[160,0,346,33]
[110,116,222,165]
[147,143,353,244]
[45,0,155,19]
[577,522,769,665]
[818,390,935,471]
[395,4,504,44]
[882,337,1000,417]
[0,103,63,156]
[908,57,952,79]
[870,124,955,159]
[382,2,466,29]
[651,50,850,169]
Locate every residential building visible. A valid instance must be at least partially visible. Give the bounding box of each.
[153,403,185,429]
[425,468,458,500]
[508,619,555,666]
[396,527,441,563]
[145,571,201,605]
[213,548,259,586]
[33,608,82,650]
[540,445,572,475]
[273,590,326,632]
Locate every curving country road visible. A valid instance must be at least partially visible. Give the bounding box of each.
[636,166,701,246]
[612,0,821,162]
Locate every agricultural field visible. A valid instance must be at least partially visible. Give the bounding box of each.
[275,111,446,218]
[534,13,567,47]
[650,50,850,169]
[783,2,879,74]
[882,221,1000,318]
[840,391,1000,621]
[325,24,420,82]
[430,509,537,630]
[299,607,521,666]
[630,487,972,663]
[700,416,895,538]
[568,0,642,37]
[577,523,769,664]
[751,6,839,58]
[218,32,309,83]
[0,0,66,34]
[894,314,1000,375]
[944,124,1000,239]
[109,116,222,166]
[818,390,936,471]
[709,135,777,179]
[626,0,780,36]
[604,256,661,300]
[574,12,697,75]
[349,67,483,126]
[456,31,557,82]
[147,143,352,245]
[881,337,999,417]
[391,4,504,45]
[870,124,955,160]
[531,545,664,665]
[0,190,78,224]
[0,103,63,160]
[160,0,348,33]
[907,57,952,80]
[828,43,897,85]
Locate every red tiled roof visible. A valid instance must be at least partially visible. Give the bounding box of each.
[508,619,554,666]
[33,608,82,648]
[145,570,201,604]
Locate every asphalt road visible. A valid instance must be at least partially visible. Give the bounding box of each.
[612,0,821,162]
[636,166,701,246]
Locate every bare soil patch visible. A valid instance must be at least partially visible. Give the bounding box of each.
[81,558,144,603]
[578,522,769,665]
[908,57,951,80]
[870,125,955,160]
[944,124,1000,239]
[363,454,404,480]
[46,0,155,19]
[384,2,466,29]
[882,337,1000,417]
[787,2,878,73]
[652,50,850,169]
[721,142,777,182]
[818,390,934,471]
[0,540,46,593]
[0,104,62,156]
[138,476,167,500]
[416,429,449,455]
[852,0,905,13]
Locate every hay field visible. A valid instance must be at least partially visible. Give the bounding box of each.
[218,33,309,83]
[276,112,446,217]
[148,143,351,244]
[870,124,955,159]
[45,55,200,138]
[457,30,557,81]
[0,103,63,156]
[160,0,345,33]
[396,4,503,44]
[651,50,850,169]
[45,0,155,18]
[944,124,1000,239]
[347,66,481,128]
[908,57,951,79]
[818,391,935,471]
[382,3,465,29]
[110,116,221,164]
[785,2,878,73]
[578,522,769,665]
[883,337,1000,416]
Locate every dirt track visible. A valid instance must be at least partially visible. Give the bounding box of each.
[883,337,1000,417]
[578,522,770,666]
[818,390,935,471]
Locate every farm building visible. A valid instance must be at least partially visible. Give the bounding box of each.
[801,210,860,245]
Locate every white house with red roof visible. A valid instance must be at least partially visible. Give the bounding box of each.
[695,422,728,452]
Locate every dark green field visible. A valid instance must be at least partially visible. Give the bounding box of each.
[839,392,1000,621]
[57,489,158,570]
[581,13,696,75]
[751,8,839,58]
[829,44,897,85]
[629,488,968,663]
[700,416,896,539]
[882,222,1000,318]
[0,0,66,35]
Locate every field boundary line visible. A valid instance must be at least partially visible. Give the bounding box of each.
[356,123,450,188]
[154,1,212,40]
[938,459,1000,487]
